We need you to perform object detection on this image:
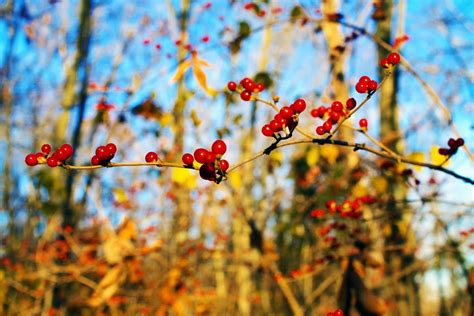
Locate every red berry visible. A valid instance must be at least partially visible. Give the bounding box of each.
[310,109,318,118]
[331,101,343,113]
[270,119,282,132]
[25,154,38,166]
[317,106,327,118]
[322,120,332,132]
[293,98,306,113]
[438,148,449,156]
[274,113,284,122]
[327,313,335,316]
[96,146,109,161]
[206,151,216,163]
[60,144,73,159]
[41,144,52,154]
[199,163,216,181]
[286,116,296,130]
[334,309,344,316]
[388,52,400,65]
[240,77,251,85]
[243,80,255,92]
[240,90,251,101]
[279,106,294,119]
[330,111,340,123]
[227,81,237,91]
[256,83,265,91]
[316,126,325,135]
[355,82,368,93]
[276,116,286,128]
[219,159,229,172]
[145,151,158,163]
[106,143,117,156]
[447,138,456,148]
[456,138,465,147]
[359,118,368,129]
[326,200,337,212]
[182,153,194,165]
[380,57,389,68]
[368,80,378,91]
[262,124,274,137]
[212,140,227,156]
[91,156,100,165]
[47,157,58,168]
[55,149,69,161]
[346,98,356,110]
[194,148,209,164]
[359,76,370,84]
[244,2,254,10]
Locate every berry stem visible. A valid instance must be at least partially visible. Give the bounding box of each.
[227,138,474,185]
[360,129,400,161]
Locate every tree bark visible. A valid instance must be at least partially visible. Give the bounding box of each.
[375,1,419,315]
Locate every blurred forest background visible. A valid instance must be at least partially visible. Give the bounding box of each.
[0,0,473,315]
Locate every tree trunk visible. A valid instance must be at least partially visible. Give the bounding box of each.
[375,1,419,315]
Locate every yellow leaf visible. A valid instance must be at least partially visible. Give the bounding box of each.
[192,64,217,97]
[112,188,128,204]
[430,146,449,166]
[171,59,193,83]
[352,183,368,198]
[228,171,242,189]
[171,168,196,190]
[190,109,202,127]
[306,147,319,166]
[406,152,425,171]
[320,146,339,164]
[371,176,388,195]
[196,57,211,67]
[270,150,284,165]
[159,112,173,127]
[118,218,137,240]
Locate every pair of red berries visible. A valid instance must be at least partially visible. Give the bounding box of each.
[227,77,265,101]
[182,140,229,182]
[381,52,401,68]
[261,99,306,137]
[438,137,464,156]
[327,309,344,316]
[91,143,117,165]
[314,99,356,135]
[25,143,73,167]
[355,75,378,94]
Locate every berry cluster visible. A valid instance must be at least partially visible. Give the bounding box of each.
[261,99,306,137]
[438,138,464,156]
[310,195,377,220]
[327,309,344,316]
[227,77,265,101]
[355,75,378,94]
[182,140,229,183]
[25,143,73,168]
[91,143,117,166]
[380,52,401,68]
[313,98,356,135]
